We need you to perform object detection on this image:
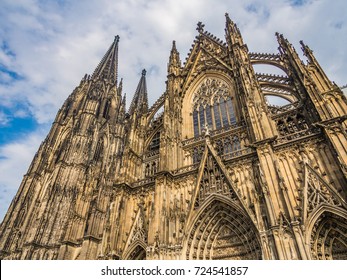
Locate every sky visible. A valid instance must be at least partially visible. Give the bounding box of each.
[0,0,346,222]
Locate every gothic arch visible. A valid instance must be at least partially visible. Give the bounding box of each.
[123,240,147,260]
[184,194,262,260]
[305,204,347,260]
[181,72,236,139]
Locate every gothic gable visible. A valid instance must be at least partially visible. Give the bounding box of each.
[181,33,232,95]
[302,164,347,224]
[189,139,256,226]
[193,144,237,208]
[123,205,148,257]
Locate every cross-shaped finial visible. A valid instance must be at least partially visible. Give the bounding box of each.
[196,22,205,33]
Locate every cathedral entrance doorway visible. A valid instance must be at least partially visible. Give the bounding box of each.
[185,196,262,260]
[310,211,347,260]
[125,245,146,260]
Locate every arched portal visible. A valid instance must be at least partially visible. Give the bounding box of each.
[185,196,262,260]
[310,211,347,260]
[126,244,146,260]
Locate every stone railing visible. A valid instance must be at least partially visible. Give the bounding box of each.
[274,127,320,145]
[182,122,245,147]
[132,177,155,188]
[144,149,160,159]
[222,147,254,161]
[171,163,200,175]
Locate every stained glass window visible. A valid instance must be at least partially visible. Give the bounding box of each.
[193,110,199,137]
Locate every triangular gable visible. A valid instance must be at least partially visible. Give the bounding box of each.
[123,205,147,253]
[302,163,347,224]
[188,138,256,223]
[193,145,237,209]
[182,34,232,94]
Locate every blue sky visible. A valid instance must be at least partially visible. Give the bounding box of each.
[0,0,346,221]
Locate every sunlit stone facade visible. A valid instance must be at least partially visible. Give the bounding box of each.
[1,15,347,260]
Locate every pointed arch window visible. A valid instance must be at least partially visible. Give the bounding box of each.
[193,96,237,136]
[192,78,238,137]
[102,99,111,119]
[94,138,104,161]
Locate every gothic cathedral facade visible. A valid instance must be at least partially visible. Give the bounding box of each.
[1,15,347,260]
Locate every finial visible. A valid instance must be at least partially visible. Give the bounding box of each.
[142,69,147,76]
[172,40,177,50]
[225,13,230,21]
[196,22,205,33]
[299,40,312,52]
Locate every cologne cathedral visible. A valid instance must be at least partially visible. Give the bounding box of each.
[1,14,347,260]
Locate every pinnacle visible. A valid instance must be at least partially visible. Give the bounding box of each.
[171,40,177,52]
[128,69,149,115]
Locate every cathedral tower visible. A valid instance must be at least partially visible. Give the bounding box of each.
[1,15,347,260]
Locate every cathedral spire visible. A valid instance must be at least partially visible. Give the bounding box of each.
[128,69,148,115]
[91,35,120,84]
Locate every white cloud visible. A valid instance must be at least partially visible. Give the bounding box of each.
[0,127,48,221]
[0,111,10,126]
[0,0,346,220]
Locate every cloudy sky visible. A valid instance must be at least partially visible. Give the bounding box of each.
[0,0,346,221]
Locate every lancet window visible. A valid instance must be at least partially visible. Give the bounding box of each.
[93,138,104,161]
[192,78,236,137]
[102,99,111,119]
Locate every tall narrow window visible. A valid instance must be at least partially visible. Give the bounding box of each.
[94,139,104,161]
[220,100,229,127]
[226,98,236,125]
[193,110,199,137]
[199,105,205,133]
[205,105,213,129]
[103,100,110,119]
[213,103,222,129]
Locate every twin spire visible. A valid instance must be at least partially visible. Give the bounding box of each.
[91,35,120,84]
[129,69,149,115]
[90,14,280,117]
[91,36,148,115]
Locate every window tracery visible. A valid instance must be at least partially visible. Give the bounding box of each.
[192,78,236,137]
[276,113,309,138]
